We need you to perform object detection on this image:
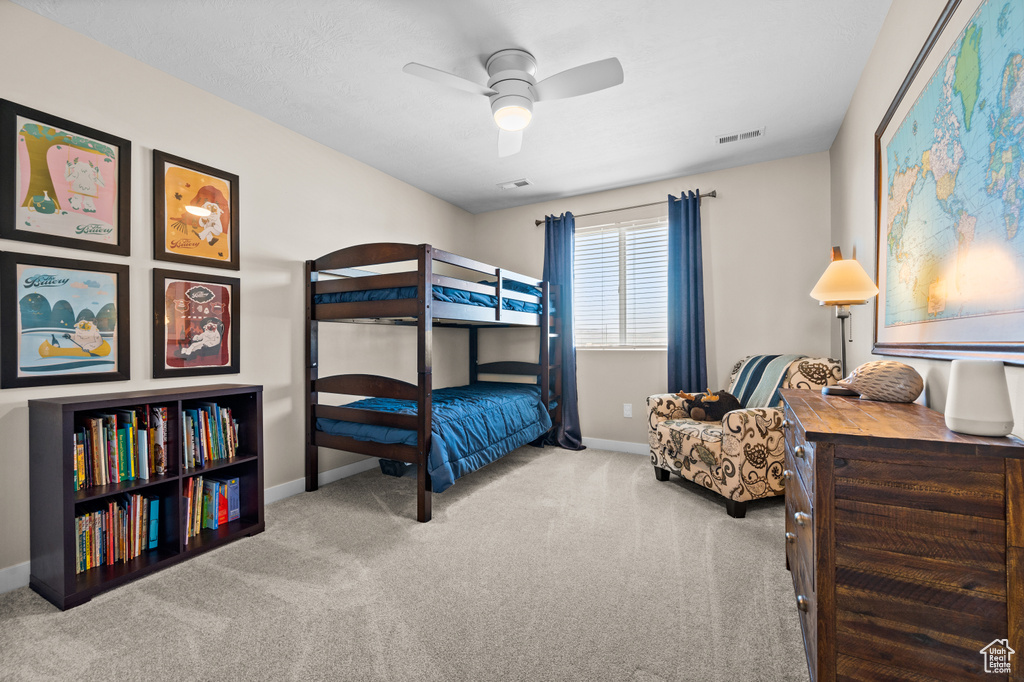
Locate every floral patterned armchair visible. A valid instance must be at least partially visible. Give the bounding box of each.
[647,355,841,517]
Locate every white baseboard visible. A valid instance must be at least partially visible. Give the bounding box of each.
[581,437,649,455]
[264,457,380,505]
[0,561,30,595]
[0,458,384,596]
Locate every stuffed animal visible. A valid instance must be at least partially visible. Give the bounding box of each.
[675,389,742,421]
[674,391,701,418]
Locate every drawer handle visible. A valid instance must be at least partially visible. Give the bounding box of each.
[794,512,811,527]
[783,469,793,481]
[796,595,810,612]
[783,419,792,429]
[794,445,806,459]
[785,532,796,544]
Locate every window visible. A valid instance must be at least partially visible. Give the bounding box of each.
[573,213,668,348]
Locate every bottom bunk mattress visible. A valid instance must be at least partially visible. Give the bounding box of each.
[315,382,553,492]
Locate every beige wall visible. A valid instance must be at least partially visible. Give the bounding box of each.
[829,1,1024,436]
[0,2,475,573]
[471,153,834,444]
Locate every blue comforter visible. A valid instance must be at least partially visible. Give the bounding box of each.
[316,382,552,492]
[314,280,544,314]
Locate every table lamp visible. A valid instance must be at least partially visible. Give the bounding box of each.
[810,247,879,395]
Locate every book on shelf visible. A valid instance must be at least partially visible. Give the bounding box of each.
[74,493,158,574]
[86,418,105,487]
[148,497,159,550]
[73,405,175,490]
[202,479,219,530]
[183,475,205,543]
[151,406,168,475]
[209,476,240,521]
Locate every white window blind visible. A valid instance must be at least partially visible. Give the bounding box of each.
[573,214,669,348]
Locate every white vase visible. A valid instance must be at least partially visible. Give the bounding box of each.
[944,359,1014,437]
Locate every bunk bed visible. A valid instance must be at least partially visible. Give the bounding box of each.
[305,242,562,522]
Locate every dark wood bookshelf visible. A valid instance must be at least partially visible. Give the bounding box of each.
[73,471,178,503]
[29,384,264,610]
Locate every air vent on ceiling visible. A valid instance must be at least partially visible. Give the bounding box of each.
[497,178,532,190]
[715,127,765,145]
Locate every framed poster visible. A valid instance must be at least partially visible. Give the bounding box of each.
[153,268,239,378]
[874,0,1024,364]
[0,100,131,256]
[153,150,239,270]
[0,252,130,388]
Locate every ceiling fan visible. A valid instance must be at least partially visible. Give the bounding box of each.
[403,49,624,157]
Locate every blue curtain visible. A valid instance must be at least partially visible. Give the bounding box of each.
[667,191,708,394]
[543,212,585,450]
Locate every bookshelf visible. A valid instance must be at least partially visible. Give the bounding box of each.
[28,384,263,610]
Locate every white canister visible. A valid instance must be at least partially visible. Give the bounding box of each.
[944,359,1014,437]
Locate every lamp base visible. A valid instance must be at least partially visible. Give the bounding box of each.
[822,385,859,397]
[945,415,1013,438]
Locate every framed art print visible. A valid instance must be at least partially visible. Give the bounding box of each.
[0,252,130,388]
[0,100,131,256]
[153,268,239,378]
[874,0,1024,364]
[153,150,239,270]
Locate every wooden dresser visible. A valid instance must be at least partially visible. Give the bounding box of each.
[781,389,1023,681]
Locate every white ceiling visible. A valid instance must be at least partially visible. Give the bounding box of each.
[13,0,892,214]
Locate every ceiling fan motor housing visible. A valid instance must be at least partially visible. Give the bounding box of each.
[486,49,538,122]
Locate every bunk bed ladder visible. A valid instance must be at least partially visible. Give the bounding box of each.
[540,281,551,417]
[417,245,433,523]
[305,260,319,492]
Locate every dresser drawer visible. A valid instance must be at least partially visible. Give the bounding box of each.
[784,407,815,496]
[785,467,814,586]
[785,480,817,677]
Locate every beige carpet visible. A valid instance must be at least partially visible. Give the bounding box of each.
[0,447,808,681]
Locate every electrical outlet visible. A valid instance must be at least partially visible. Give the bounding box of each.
[623,403,632,418]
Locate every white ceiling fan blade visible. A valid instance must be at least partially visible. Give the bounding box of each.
[534,57,624,101]
[498,129,523,157]
[402,62,496,97]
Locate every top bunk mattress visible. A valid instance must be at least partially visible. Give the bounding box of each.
[316,382,553,492]
[313,280,544,314]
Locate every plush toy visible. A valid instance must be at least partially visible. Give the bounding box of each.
[675,389,742,421]
[675,391,701,418]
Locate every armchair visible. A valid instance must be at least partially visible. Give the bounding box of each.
[647,355,841,517]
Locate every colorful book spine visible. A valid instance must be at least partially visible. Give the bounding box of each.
[88,418,105,486]
[147,497,159,550]
[138,430,149,480]
[202,480,218,530]
[76,435,86,490]
[102,415,118,484]
[211,477,240,521]
[117,428,130,483]
[152,407,168,475]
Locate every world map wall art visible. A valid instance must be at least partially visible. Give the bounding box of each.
[876,0,1024,362]
[0,252,130,389]
[0,100,131,256]
[153,150,239,271]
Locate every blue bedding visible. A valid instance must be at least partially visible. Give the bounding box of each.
[314,279,544,314]
[316,382,552,492]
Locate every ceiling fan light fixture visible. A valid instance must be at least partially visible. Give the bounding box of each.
[494,105,532,131]
[492,95,533,132]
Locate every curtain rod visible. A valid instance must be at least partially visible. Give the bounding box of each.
[533,189,717,226]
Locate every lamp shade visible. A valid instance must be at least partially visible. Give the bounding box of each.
[810,257,879,305]
[945,359,1014,437]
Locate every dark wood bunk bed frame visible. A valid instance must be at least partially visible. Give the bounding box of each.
[305,242,561,522]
